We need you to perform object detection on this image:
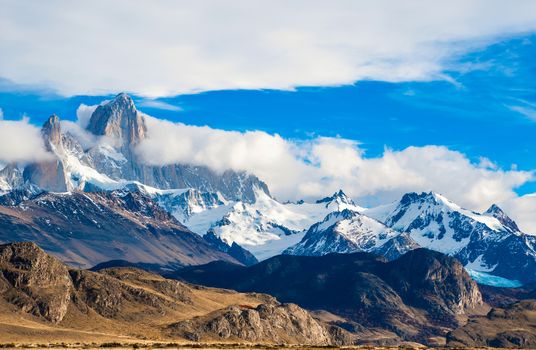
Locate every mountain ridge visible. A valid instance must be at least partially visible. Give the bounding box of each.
[0,241,352,345]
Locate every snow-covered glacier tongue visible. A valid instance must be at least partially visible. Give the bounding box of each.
[365,191,536,284]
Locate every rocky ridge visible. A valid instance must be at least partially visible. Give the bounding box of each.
[0,188,240,268]
[0,242,349,345]
[172,248,485,345]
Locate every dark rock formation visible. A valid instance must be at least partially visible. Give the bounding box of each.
[447,300,536,348]
[172,249,483,344]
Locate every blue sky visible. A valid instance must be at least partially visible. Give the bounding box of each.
[1,33,535,195]
[2,1,536,232]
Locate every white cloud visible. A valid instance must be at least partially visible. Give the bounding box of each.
[502,194,536,234]
[76,104,98,129]
[0,107,3,120]
[2,1,536,96]
[138,99,183,111]
[136,116,534,218]
[61,103,121,149]
[509,104,536,121]
[0,118,52,163]
[61,120,98,150]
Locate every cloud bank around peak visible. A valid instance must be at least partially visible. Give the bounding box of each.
[136,115,534,224]
[0,118,51,163]
[2,1,536,96]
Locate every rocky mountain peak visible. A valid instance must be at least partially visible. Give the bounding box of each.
[485,203,520,232]
[399,191,426,205]
[86,92,146,147]
[400,191,434,205]
[316,189,355,206]
[41,114,62,151]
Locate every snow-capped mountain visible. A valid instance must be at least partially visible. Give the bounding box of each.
[153,187,226,223]
[2,93,269,203]
[284,208,418,259]
[366,191,536,283]
[176,189,363,260]
[2,93,536,284]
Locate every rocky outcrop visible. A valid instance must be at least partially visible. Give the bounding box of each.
[380,249,483,330]
[447,300,536,348]
[0,242,72,323]
[86,93,147,148]
[172,249,484,344]
[0,242,352,345]
[485,204,521,233]
[23,160,68,192]
[23,115,69,192]
[42,114,63,151]
[169,302,335,345]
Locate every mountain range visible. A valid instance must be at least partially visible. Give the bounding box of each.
[1,94,536,347]
[1,93,536,286]
[171,248,485,345]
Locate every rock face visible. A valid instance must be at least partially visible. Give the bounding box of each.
[447,300,536,348]
[172,248,484,344]
[170,302,335,345]
[0,164,24,193]
[0,242,351,345]
[82,93,270,203]
[0,189,239,268]
[382,249,483,321]
[42,114,63,151]
[86,93,147,148]
[23,115,70,192]
[0,242,72,323]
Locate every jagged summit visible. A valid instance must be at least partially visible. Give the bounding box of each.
[400,191,454,206]
[41,114,62,150]
[316,189,355,206]
[284,208,407,258]
[365,191,536,283]
[86,92,146,146]
[485,203,520,232]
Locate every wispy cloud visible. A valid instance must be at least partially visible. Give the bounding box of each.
[0,117,51,163]
[509,104,536,121]
[3,1,536,97]
[137,99,183,111]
